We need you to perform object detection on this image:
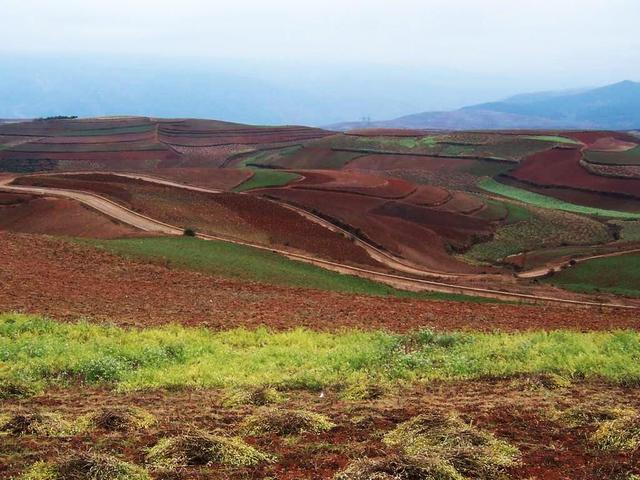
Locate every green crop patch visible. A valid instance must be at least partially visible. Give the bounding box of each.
[232,169,300,192]
[235,146,301,168]
[2,314,640,393]
[524,135,582,145]
[584,146,640,166]
[465,204,610,264]
[543,254,640,298]
[479,178,640,219]
[83,237,492,303]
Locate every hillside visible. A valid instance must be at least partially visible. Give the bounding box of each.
[3,117,640,480]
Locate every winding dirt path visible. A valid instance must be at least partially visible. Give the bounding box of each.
[0,173,636,308]
[517,247,640,279]
[14,171,474,280]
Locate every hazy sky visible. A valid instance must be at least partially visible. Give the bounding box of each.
[2,0,639,83]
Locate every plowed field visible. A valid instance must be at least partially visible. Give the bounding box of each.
[1,232,638,331]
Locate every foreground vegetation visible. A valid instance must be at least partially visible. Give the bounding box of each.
[84,237,490,302]
[2,314,640,396]
[479,178,640,219]
[543,254,640,298]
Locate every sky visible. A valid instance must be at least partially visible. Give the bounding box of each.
[2,0,639,80]
[1,0,640,123]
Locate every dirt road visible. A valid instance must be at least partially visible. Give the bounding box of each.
[1,173,636,308]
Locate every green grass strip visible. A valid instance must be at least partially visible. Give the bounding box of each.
[479,178,640,219]
[83,237,492,303]
[523,135,581,145]
[542,254,640,298]
[2,314,640,394]
[233,169,300,192]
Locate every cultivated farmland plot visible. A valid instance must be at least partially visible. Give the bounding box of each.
[1,117,640,479]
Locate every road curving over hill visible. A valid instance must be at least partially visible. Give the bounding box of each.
[1,172,637,309]
[10,171,478,280]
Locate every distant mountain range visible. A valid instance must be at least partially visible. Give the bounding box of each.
[330,80,640,131]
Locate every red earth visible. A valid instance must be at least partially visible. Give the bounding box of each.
[565,131,639,146]
[11,174,382,268]
[507,147,640,201]
[0,148,181,170]
[158,119,332,147]
[0,192,144,238]
[291,169,417,199]
[255,186,494,272]
[261,146,364,169]
[401,185,451,206]
[587,136,638,152]
[344,154,489,190]
[28,131,156,144]
[135,167,253,190]
[3,381,638,480]
[1,232,639,331]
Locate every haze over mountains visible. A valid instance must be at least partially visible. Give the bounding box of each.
[0,55,531,127]
[332,81,640,131]
[1,54,638,130]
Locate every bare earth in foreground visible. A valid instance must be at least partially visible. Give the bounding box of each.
[1,232,638,332]
[1,381,639,479]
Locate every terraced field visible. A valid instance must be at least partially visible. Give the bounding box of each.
[479,178,640,219]
[11,173,381,268]
[583,146,640,166]
[3,118,640,479]
[464,202,612,264]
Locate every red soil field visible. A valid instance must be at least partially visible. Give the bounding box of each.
[507,147,640,200]
[499,176,640,213]
[402,185,451,206]
[344,154,486,190]
[265,146,364,169]
[587,136,638,152]
[433,191,486,215]
[0,150,180,171]
[12,174,381,268]
[0,149,172,161]
[255,187,490,272]
[345,154,464,171]
[0,117,155,137]
[292,169,417,199]
[370,200,493,250]
[2,231,639,331]
[29,131,156,144]
[143,167,253,190]
[158,119,332,147]
[169,144,252,168]
[0,192,142,238]
[565,131,639,146]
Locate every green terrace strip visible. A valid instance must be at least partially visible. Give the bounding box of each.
[523,135,582,145]
[542,254,640,298]
[82,237,493,303]
[232,169,301,192]
[2,314,640,395]
[478,177,640,219]
[583,146,640,166]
